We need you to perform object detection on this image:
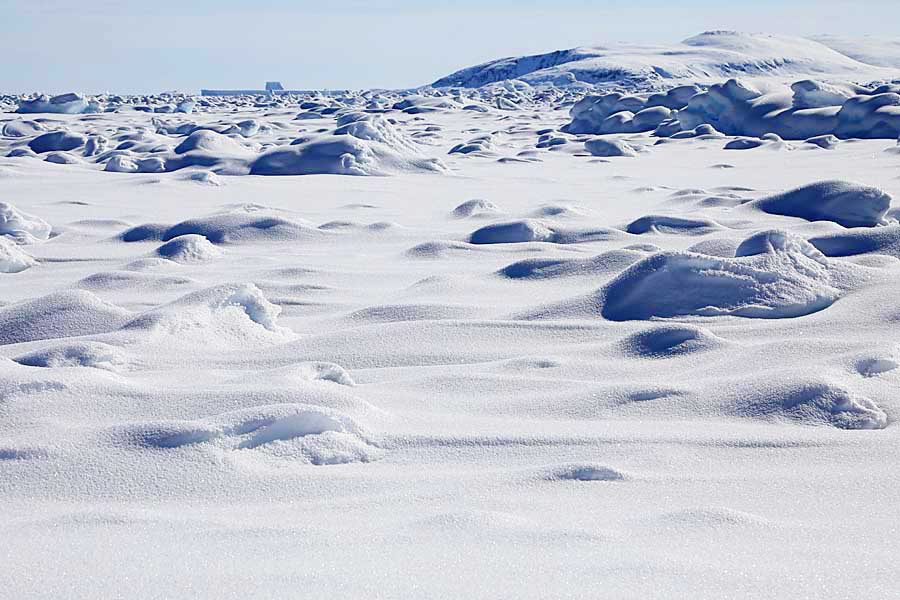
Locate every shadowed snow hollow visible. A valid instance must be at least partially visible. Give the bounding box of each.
[13,341,128,371]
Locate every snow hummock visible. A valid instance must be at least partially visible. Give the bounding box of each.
[250,112,449,176]
[600,230,839,320]
[124,283,290,339]
[0,203,52,244]
[749,180,892,227]
[155,234,223,263]
[17,93,101,115]
[0,237,36,273]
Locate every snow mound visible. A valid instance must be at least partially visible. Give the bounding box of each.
[469,220,617,245]
[119,223,171,242]
[182,171,223,186]
[584,138,638,157]
[127,404,379,465]
[449,134,496,156]
[0,290,132,345]
[28,131,86,154]
[124,283,290,338]
[0,237,36,273]
[855,356,899,377]
[452,199,502,218]
[13,341,128,371]
[498,250,645,280]
[808,225,900,258]
[250,362,356,386]
[750,180,891,228]
[790,80,862,109]
[600,230,839,320]
[204,284,285,333]
[173,130,252,156]
[17,93,101,114]
[405,240,483,258]
[724,138,767,150]
[250,113,448,176]
[469,220,555,244]
[674,79,900,139]
[620,324,726,357]
[155,234,223,263]
[160,209,320,244]
[567,88,698,133]
[626,215,722,236]
[2,120,46,137]
[736,380,887,429]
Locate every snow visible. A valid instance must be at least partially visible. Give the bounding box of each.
[749,180,892,227]
[4,31,900,600]
[433,31,900,89]
[597,231,841,320]
[0,202,52,244]
[0,236,36,273]
[16,93,101,115]
[585,137,639,157]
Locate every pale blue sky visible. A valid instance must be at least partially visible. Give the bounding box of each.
[3,0,897,94]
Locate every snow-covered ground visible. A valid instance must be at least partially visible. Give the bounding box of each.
[3,33,900,599]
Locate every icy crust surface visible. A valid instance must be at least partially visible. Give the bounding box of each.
[4,64,900,600]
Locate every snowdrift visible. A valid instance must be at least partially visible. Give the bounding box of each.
[600,231,841,320]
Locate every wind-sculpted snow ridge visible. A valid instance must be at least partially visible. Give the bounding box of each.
[563,77,900,140]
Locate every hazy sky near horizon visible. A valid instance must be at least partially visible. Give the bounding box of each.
[4,0,899,94]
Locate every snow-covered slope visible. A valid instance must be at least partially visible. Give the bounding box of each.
[812,34,900,69]
[433,31,900,89]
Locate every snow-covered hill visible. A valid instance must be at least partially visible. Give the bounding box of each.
[432,31,900,90]
[811,34,900,69]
